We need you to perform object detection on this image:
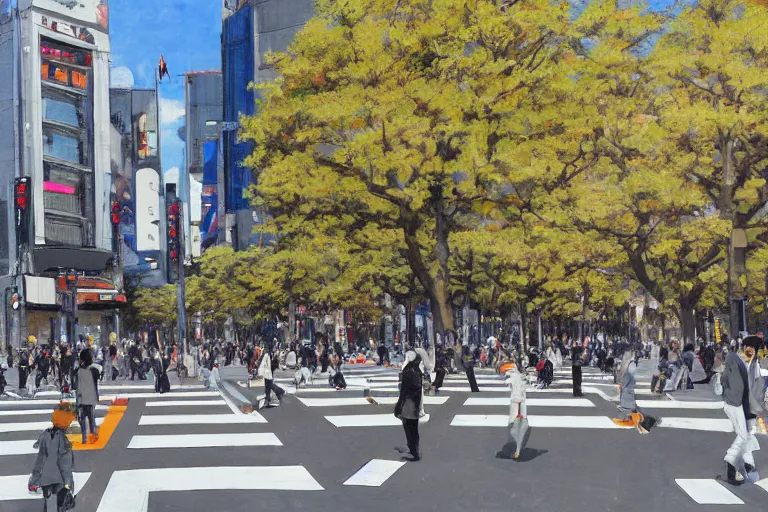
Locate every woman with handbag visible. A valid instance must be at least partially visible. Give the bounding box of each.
[394,351,423,461]
[503,357,528,459]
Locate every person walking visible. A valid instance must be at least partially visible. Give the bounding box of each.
[503,357,528,459]
[18,345,31,392]
[462,345,480,393]
[572,345,584,397]
[719,347,758,483]
[75,349,101,444]
[257,343,284,407]
[395,350,423,461]
[28,402,77,512]
[432,342,450,393]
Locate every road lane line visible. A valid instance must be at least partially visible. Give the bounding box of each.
[675,479,744,504]
[326,414,431,427]
[450,414,628,429]
[343,459,406,487]
[96,466,323,512]
[138,414,266,425]
[128,433,282,449]
[0,473,91,501]
[463,397,595,407]
[145,399,227,407]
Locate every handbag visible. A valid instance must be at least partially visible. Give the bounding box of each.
[58,487,76,511]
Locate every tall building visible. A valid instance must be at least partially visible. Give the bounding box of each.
[221,0,314,250]
[184,71,222,257]
[109,87,166,287]
[0,1,124,349]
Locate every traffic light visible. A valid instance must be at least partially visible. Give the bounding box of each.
[111,201,121,226]
[14,177,30,243]
[167,202,180,266]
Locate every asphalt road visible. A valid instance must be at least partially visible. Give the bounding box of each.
[2,364,766,512]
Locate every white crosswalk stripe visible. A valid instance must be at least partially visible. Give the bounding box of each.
[675,479,745,505]
[343,459,406,486]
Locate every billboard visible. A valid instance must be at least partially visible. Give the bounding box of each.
[135,168,161,252]
[32,0,109,32]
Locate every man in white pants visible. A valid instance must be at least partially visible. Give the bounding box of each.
[721,350,758,483]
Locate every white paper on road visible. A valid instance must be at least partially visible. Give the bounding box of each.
[145,399,227,407]
[658,417,733,432]
[0,417,104,433]
[675,479,744,505]
[636,400,724,410]
[0,439,38,455]
[451,414,627,429]
[128,432,282,449]
[343,459,406,487]
[97,466,323,512]
[138,413,266,425]
[326,413,431,427]
[463,397,595,407]
[298,396,448,407]
[0,473,91,501]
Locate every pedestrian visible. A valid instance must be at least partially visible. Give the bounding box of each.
[257,343,284,407]
[462,345,480,392]
[35,347,51,388]
[75,349,101,444]
[572,345,584,397]
[432,342,449,393]
[613,351,656,433]
[503,356,528,459]
[18,344,31,392]
[28,402,77,512]
[395,350,423,461]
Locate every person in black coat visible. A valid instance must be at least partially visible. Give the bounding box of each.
[18,349,30,390]
[395,351,423,461]
[572,346,584,397]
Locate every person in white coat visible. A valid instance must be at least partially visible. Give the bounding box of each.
[503,356,528,459]
[258,344,284,407]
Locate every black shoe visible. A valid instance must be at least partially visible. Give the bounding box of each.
[573,392,584,397]
[410,453,421,461]
[745,463,755,474]
[725,461,739,484]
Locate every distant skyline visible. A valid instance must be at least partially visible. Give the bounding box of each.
[109,0,222,177]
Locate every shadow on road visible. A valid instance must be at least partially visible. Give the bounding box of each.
[495,443,548,462]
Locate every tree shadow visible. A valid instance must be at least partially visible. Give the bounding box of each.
[495,442,548,462]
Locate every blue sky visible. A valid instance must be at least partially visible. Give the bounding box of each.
[109,0,222,176]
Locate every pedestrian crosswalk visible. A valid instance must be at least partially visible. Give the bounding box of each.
[676,478,768,506]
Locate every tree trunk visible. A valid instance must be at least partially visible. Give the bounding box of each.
[519,301,527,353]
[679,302,695,347]
[287,296,296,344]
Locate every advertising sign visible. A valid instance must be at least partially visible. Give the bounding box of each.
[135,168,161,252]
[32,0,108,32]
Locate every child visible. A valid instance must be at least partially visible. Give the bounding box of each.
[29,402,77,512]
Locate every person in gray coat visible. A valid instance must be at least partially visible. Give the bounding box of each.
[720,349,756,483]
[394,350,423,461]
[29,403,77,511]
[75,349,101,444]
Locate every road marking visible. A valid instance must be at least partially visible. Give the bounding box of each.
[325,413,431,427]
[0,473,91,501]
[636,400,723,410]
[756,478,768,493]
[463,397,595,407]
[0,405,111,415]
[0,399,67,406]
[96,466,323,512]
[298,396,449,407]
[0,417,104,433]
[343,459,406,487]
[0,440,38,455]
[145,399,227,407]
[101,391,221,400]
[450,414,627,429]
[69,403,127,451]
[675,479,744,505]
[98,384,206,391]
[128,433,282,449]
[658,417,733,432]
[138,413,267,425]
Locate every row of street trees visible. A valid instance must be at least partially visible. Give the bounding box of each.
[132,0,768,346]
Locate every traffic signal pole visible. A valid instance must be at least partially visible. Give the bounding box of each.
[176,200,187,356]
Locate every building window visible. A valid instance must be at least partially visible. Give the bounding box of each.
[42,88,86,129]
[40,37,95,248]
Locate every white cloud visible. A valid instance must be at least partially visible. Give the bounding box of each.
[159,98,185,125]
[110,66,134,88]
